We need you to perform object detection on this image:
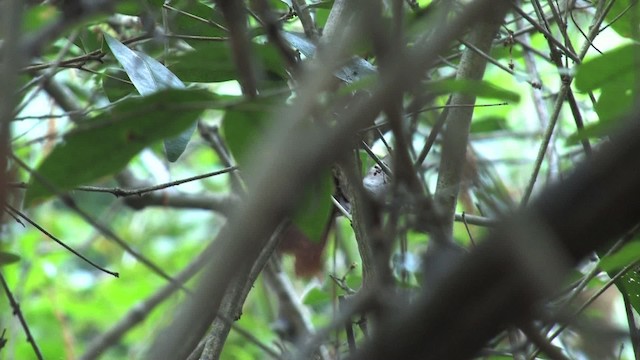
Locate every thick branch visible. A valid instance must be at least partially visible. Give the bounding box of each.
[349,115,640,360]
[435,15,505,238]
[144,1,512,358]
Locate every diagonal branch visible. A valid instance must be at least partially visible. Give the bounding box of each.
[144,1,514,358]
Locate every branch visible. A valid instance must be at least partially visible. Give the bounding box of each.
[4,204,118,277]
[11,155,187,292]
[0,0,24,218]
[196,223,286,360]
[0,272,43,360]
[434,12,505,238]
[348,114,640,360]
[215,0,258,97]
[144,1,514,358]
[291,0,319,40]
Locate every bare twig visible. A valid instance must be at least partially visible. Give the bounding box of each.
[11,155,187,291]
[0,272,43,360]
[0,0,24,219]
[215,0,258,97]
[80,166,238,197]
[4,204,118,277]
[520,0,610,206]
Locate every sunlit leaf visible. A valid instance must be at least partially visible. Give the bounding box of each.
[25,89,214,205]
[575,44,640,92]
[600,241,640,272]
[104,32,194,162]
[575,44,639,124]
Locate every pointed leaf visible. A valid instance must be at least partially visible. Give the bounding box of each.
[104,33,184,95]
[104,33,194,162]
[25,89,214,205]
[0,251,20,266]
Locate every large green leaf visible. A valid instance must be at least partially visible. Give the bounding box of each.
[574,44,639,126]
[222,101,332,243]
[166,0,227,47]
[221,102,270,169]
[25,88,214,205]
[104,32,194,162]
[604,0,640,39]
[169,42,289,84]
[168,42,238,83]
[574,44,640,92]
[293,171,334,244]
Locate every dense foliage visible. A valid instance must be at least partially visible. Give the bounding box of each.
[3,0,640,359]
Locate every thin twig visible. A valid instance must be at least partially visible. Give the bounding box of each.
[75,166,238,197]
[0,272,44,360]
[4,204,118,277]
[510,2,580,63]
[11,154,188,292]
[519,0,610,206]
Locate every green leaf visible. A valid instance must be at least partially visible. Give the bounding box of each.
[575,44,639,124]
[604,1,640,39]
[101,69,136,102]
[429,79,520,102]
[104,32,194,161]
[222,99,331,243]
[594,78,633,123]
[565,121,615,145]
[599,238,640,315]
[115,0,145,15]
[616,270,640,316]
[293,171,333,243]
[23,4,58,32]
[574,44,640,92]
[470,116,507,133]
[221,102,270,168]
[168,43,238,83]
[25,88,214,205]
[0,251,20,266]
[302,287,331,307]
[168,1,227,47]
[600,241,640,272]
